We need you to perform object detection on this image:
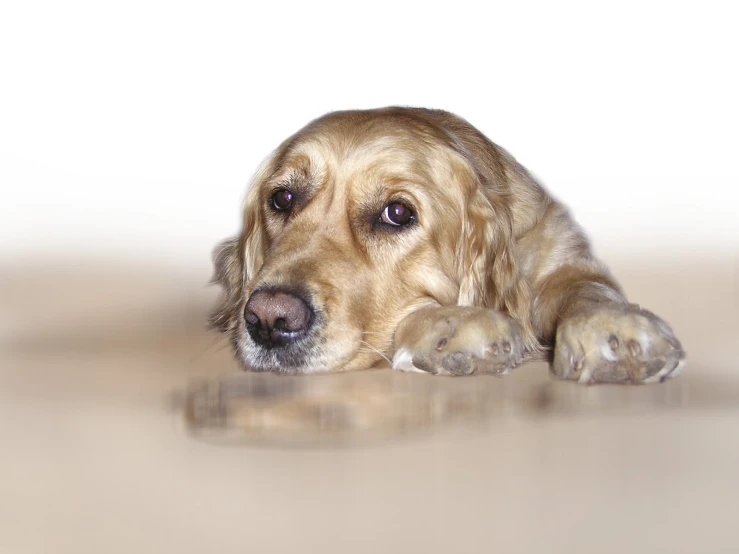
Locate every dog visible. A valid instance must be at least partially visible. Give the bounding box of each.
[211,107,685,384]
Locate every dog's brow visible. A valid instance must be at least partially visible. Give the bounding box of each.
[266,167,308,191]
[269,149,327,191]
[371,175,428,203]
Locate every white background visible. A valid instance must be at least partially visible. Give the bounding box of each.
[1,0,737,265]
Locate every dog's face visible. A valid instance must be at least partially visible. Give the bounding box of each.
[213,109,518,373]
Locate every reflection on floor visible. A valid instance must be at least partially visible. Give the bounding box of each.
[1,256,737,553]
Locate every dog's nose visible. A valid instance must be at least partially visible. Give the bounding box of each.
[244,289,313,347]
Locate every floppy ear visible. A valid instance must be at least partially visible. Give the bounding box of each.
[454,156,539,352]
[209,155,275,333]
[209,235,244,332]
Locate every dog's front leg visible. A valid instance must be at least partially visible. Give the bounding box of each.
[391,306,525,376]
[535,266,685,384]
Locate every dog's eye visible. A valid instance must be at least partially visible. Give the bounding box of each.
[381,202,414,226]
[270,189,294,211]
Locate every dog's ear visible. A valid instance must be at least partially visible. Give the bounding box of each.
[456,184,531,319]
[450,137,538,351]
[209,235,243,332]
[209,155,275,333]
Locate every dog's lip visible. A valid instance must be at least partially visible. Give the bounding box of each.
[239,321,372,374]
[261,327,311,349]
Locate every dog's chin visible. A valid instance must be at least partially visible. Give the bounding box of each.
[233,337,369,375]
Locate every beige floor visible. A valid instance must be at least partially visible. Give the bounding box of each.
[1,254,738,554]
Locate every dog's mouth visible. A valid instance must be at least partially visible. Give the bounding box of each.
[233,276,387,373]
[234,311,376,374]
[231,308,330,374]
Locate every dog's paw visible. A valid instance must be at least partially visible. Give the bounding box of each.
[552,303,685,384]
[392,306,525,376]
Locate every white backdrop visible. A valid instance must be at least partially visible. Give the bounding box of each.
[2,0,737,264]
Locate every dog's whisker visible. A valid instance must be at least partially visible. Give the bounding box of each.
[360,330,387,337]
[358,340,392,366]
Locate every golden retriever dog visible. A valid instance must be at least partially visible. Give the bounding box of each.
[211,107,685,384]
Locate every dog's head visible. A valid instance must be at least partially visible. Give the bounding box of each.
[212,107,533,373]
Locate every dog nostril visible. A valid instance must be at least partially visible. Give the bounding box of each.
[244,310,259,326]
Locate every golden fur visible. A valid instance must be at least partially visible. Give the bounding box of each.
[212,107,684,383]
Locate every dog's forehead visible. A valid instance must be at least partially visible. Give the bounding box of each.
[282,128,448,193]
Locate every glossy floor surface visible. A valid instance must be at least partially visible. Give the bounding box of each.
[1,255,737,553]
